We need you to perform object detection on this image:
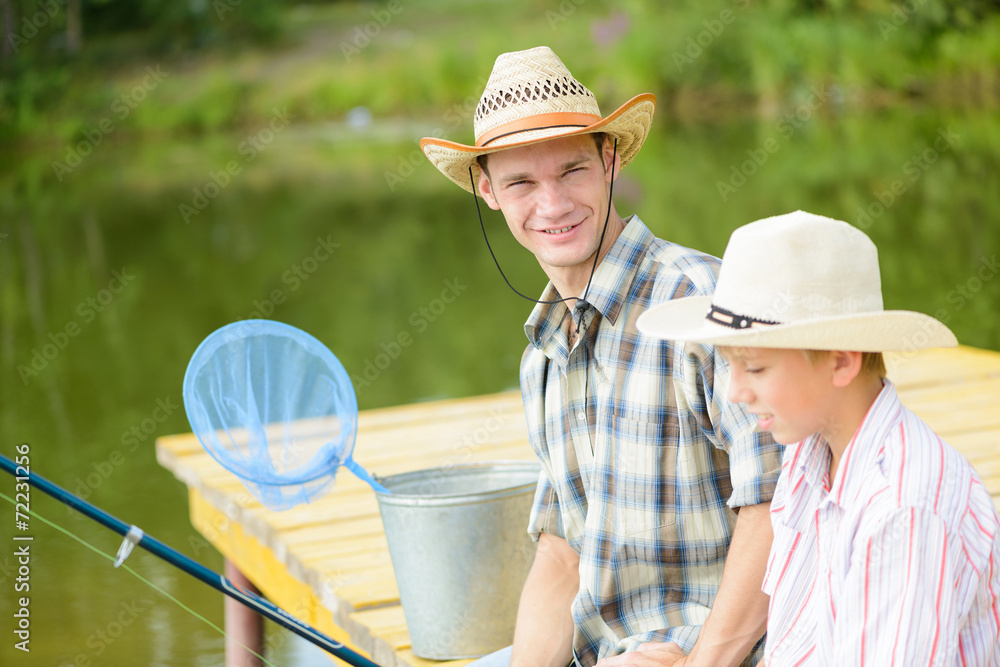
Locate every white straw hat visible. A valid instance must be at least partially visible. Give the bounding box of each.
[420,46,656,194]
[636,211,957,352]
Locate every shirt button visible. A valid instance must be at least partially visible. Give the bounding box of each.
[577,412,586,421]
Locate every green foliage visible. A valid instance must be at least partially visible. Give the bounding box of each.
[617,0,1000,109]
[0,0,285,137]
[2,0,1000,142]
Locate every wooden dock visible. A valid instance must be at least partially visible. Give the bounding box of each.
[155,345,1000,667]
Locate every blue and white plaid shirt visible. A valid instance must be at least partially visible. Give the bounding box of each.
[521,216,782,667]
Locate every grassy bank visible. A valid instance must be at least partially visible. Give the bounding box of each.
[3,0,1000,146]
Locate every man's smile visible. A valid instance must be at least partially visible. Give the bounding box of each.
[538,222,581,235]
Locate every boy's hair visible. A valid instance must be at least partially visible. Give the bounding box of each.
[476,132,607,181]
[803,349,887,379]
[720,346,887,380]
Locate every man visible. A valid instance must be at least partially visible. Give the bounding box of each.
[420,46,782,667]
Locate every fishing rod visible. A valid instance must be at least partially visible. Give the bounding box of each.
[0,452,382,667]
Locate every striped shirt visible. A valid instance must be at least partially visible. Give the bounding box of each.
[521,216,783,667]
[763,380,1000,666]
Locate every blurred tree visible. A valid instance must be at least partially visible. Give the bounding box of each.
[1,0,15,64]
[0,0,285,137]
[66,0,81,53]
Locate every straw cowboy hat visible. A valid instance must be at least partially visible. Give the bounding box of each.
[420,46,656,194]
[636,210,957,352]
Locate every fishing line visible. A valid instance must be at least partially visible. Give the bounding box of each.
[470,136,619,331]
[0,453,382,667]
[0,489,277,667]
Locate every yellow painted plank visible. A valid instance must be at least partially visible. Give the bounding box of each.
[347,606,477,667]
[304,550,394,577]
[887,346,1000,390]
[330,574,400,609]
[186,487,368,664]
[293,534,390,564]
[350,606,409,634]
[396,649,472,667]
[899,377,1000,406]
[297,534,391,563]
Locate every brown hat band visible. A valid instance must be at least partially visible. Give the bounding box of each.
[476,111,603,147]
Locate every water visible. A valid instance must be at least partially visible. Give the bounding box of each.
[1,108,998,665]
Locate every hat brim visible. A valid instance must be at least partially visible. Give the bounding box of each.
[420,93,656,195]
[636,296,958,352]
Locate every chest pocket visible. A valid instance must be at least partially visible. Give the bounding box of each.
[611,416,677,540]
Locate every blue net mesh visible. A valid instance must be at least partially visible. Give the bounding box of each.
[182,320,386,511]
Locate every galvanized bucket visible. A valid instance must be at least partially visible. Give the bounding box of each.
[374,461,540,659]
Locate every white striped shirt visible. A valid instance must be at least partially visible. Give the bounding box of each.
[763,380,1000,666]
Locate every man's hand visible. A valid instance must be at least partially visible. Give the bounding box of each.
[595,642,689,667]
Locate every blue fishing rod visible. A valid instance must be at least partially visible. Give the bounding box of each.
[0,452,382,667]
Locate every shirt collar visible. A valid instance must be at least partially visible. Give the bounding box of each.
[782,380,903,514]
[523,214,653,350]
[828,379,903,506]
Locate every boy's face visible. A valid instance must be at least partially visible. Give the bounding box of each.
[724,347,838,445]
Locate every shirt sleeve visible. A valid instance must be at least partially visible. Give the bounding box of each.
[527,468,564,542]
[681,340,783,510]
[833,507,962,665]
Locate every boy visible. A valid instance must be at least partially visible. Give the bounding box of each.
[636,210,1000,665]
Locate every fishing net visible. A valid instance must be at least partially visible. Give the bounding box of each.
[182,320,387,511]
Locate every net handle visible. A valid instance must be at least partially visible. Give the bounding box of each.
[344,457,390,494]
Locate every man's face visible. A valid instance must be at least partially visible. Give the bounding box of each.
[724,347,839,446]
[477,134,617,288]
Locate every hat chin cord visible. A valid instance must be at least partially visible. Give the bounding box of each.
[469,138,618,333]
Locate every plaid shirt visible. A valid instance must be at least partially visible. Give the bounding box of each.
[521,216,782,667]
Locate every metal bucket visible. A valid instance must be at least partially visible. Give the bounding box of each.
[374,460,540,659]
